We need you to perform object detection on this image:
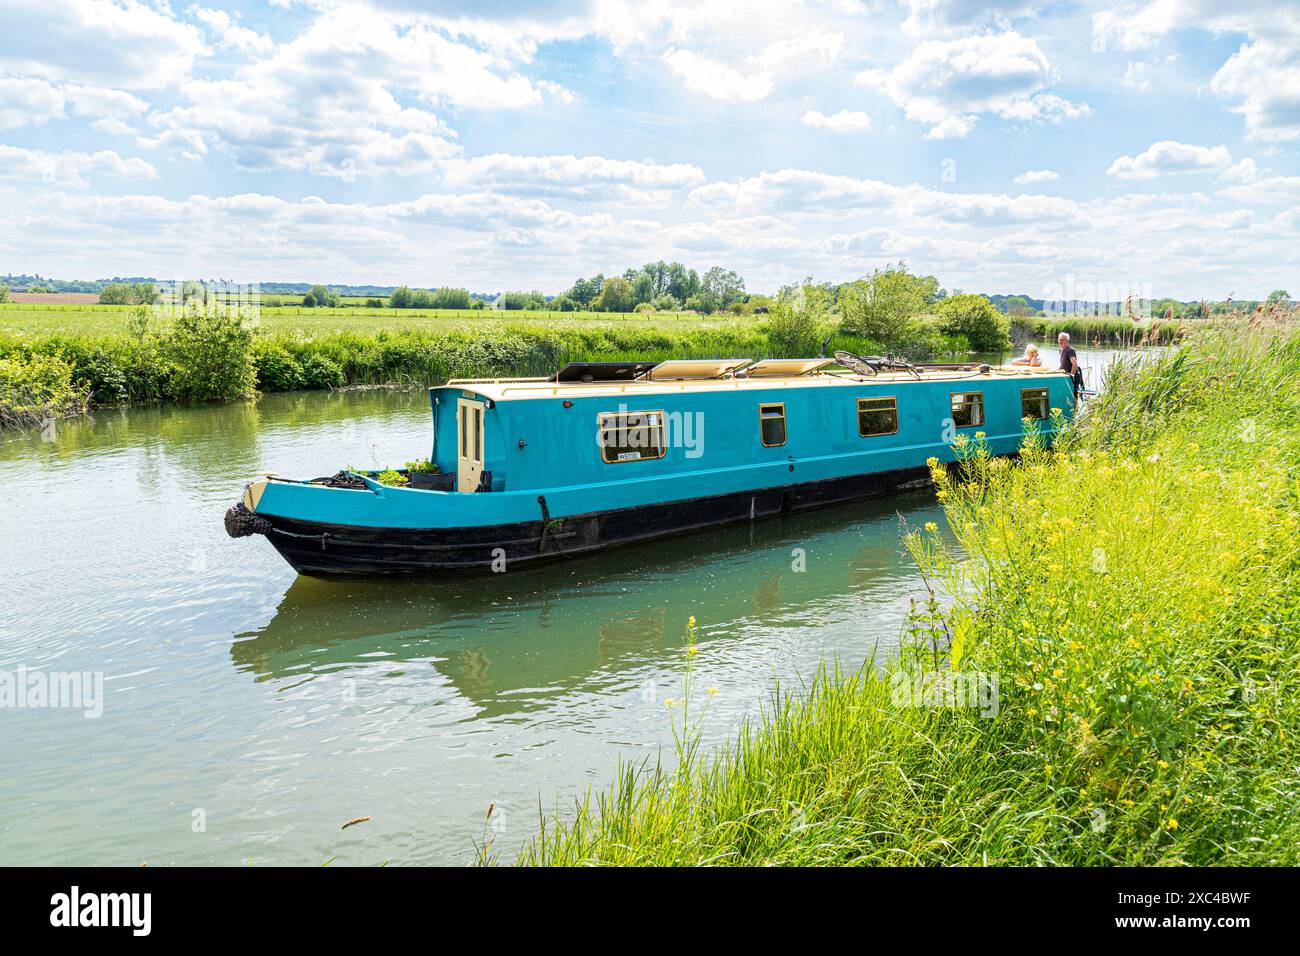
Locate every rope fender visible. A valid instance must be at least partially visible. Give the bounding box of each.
[224,502,273,539]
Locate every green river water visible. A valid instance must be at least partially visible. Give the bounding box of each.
[0,349,1121,865]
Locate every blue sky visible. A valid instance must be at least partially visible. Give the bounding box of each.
[0,0,1297,298]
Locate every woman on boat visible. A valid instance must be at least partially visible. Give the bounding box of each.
[1011,344,1042,367]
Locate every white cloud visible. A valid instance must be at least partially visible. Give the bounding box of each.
[800,109,872,132]
[91,117,137,136]
[1107,141,1234,179]
[0,77,147,129]
[438,154,707,200]
[1219,176,1300,205]
[750,29,844,66]
[144,5,574,177]
[901,1,1043,34]
[662,48,774,102]
[0,144,156,187]
[190,6,276,56]
[0,77,65,129]
[689,167,1084,227]
[1092,2,1300,140]
[63,84,148,120]
[1211,40,1300,141]
[1014,169,1058,183]
[868,32,1091,139]
[0,0,205,89]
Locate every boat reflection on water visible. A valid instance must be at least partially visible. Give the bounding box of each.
[231,491,943,718]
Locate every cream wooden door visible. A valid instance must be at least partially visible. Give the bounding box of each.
[456,398,484,492]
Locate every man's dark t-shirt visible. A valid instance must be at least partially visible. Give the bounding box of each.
[1060,346,1080,394]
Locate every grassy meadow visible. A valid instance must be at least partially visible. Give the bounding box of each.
[517,314,1300,866]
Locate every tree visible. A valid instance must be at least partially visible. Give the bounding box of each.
[130,282,159,304]
[936,293,1010,351]
[430,287,472,309]
[566,274,605,308]
[501,290,546,310]
[1266,290,1291,305]
[594,277,635,313]
[1002,295,1034,317]
[302,284,338,308]
[838,264,927,347]
[700,266,746,313]
[0,285,8,304]
[99,283,131,304]
[389,286,414,308]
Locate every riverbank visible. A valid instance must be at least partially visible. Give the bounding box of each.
[0,302,1182,428]
[519,315,1300,866]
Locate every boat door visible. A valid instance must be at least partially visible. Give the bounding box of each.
[456,398,485,492]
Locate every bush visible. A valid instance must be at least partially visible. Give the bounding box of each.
[0,285,8,304]
[838,265,927,349]
[299,354,345,389]
[303,284,339,308]
[365,297,384,309]
[936,293,1010,351]
[254,344,305,392]
[162,309,258,401]
[765,282,832,356]
[0,354,88,428]
[98,282,158,305]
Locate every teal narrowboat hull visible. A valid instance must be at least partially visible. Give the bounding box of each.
[226,363,1073,575]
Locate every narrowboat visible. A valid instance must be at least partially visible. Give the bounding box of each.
[224,353,1074,576]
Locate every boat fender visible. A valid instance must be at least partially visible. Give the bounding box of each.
[224,502,272,539]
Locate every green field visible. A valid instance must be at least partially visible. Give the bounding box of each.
[0,301,736,339]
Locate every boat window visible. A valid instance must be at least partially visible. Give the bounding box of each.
[950,392,985,428]
[858,397,898,437]
[759,403,787,447]
[472,406,482,462]
[460,405,468,458]
[1021,387,1049,421]
[597,410,666,463]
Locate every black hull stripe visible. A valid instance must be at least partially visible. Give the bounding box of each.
[263,464,932,575]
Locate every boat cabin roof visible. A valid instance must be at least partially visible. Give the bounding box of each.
[443,360,1067,403]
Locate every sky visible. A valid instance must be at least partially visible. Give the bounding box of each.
[0,0,1297,298]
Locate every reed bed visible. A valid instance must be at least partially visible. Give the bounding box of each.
[519,310,1300,866]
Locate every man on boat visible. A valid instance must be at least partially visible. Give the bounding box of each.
[1058,332,1081,397]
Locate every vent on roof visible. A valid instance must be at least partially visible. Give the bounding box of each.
[550,361,659,383]
[648,359,752,380]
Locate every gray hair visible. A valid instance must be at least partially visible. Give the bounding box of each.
[1058,331,1070,341]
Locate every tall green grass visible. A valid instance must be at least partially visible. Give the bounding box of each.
[519,315,1300,866]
